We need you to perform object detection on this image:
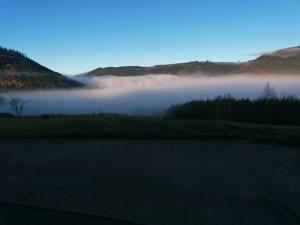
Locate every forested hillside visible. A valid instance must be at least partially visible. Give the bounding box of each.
[0,47,83,90]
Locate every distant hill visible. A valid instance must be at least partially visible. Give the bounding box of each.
[88,61,244,76]
[238,46,300,74]
[0,47,83,90]
[2,46,299,90]
[88,46,300,76]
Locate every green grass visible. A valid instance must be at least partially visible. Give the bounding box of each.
[0,115,300,145]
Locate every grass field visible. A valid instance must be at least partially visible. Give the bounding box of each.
[0,115,300,145]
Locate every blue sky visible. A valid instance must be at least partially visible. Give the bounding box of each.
[1,0,300,74]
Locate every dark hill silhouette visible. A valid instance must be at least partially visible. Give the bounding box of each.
[238,46,300,74]
[88,46,300,76]
[0,47,83,90]
[88,61,244,76]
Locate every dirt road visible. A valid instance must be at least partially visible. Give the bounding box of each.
[0,140,299,225]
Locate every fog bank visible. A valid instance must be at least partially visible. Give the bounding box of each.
[1,74,300,116]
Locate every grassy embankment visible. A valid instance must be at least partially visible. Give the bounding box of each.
[0,115,300,145]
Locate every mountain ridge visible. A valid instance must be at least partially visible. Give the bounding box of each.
[87,61,244,76]
[88,46,300,76]
[238,46,300,74]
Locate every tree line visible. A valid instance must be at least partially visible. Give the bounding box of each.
[167,83,300,126]
[0,47,28,59]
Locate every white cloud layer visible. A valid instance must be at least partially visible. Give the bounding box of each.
[1,74,300,116]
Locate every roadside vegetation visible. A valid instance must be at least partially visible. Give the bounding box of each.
[0,114,300,145]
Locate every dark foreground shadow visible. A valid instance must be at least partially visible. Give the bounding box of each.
[0,202,143,225]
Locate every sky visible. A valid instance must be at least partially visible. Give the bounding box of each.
[0,0,300,74]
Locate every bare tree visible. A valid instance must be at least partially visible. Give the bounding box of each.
[261,82,277,100]
[260,82,278,124]
[9,97,28,117]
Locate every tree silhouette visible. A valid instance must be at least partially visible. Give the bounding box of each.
[9,97,28,117]
[261,82,277,100]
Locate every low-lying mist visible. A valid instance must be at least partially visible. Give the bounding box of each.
[1,74,300,116]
